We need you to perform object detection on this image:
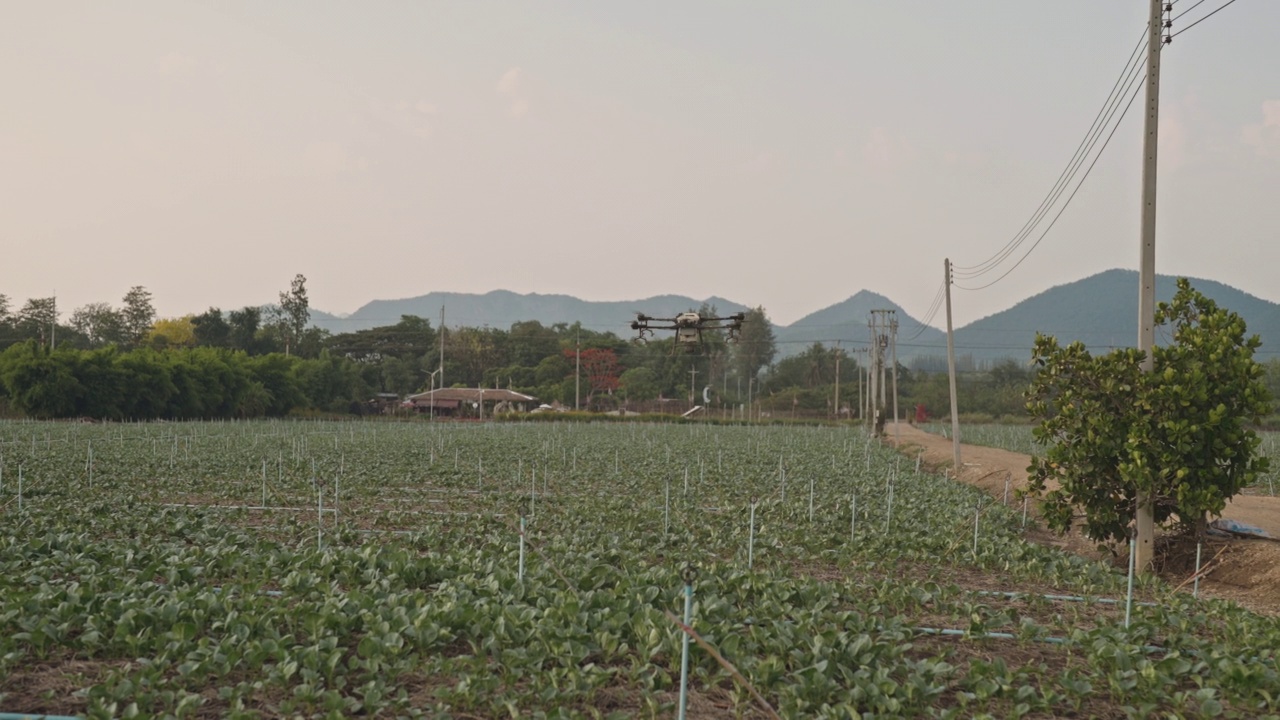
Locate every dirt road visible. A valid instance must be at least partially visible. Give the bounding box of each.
[886,422,1280,615]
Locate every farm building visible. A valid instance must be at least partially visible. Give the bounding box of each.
[405,388,537,417]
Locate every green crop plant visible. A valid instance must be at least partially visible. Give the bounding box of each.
[0,419,1277,717]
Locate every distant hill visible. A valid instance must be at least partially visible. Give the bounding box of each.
[304,271,1280,366]
[952,269,1280,363]
[774,290,947,360]
[310,290,751,335]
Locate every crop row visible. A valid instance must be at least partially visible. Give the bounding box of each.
[1,420,1278,718]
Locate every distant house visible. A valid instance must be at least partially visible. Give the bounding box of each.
[405,388,537,417]
[369,393,402,414]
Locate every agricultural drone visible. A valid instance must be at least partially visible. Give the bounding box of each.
[630,311,746,353]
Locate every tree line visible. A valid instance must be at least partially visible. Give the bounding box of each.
[5,277,1276,421]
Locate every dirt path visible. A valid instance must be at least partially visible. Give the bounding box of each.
[886,422,1280,615]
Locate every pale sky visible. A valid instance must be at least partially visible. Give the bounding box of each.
[3,1,1278,328]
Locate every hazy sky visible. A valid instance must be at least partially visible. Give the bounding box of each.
[3,2,1278,328]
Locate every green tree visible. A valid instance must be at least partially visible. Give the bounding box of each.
[70,302,126,347]
[121,286,156,346]
[17,297,58,346]
[619,366,659,404]
[276,274,310,356]
[1026,279,1271,544]
[228,306,265,354]
[192,307,232,348]
[733,306,776,385]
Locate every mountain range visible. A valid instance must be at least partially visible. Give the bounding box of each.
[310,270,1280,366]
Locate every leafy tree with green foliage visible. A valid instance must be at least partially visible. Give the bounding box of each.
[17,297,58,346]
[70,302,126,347]
[733,306,776,385]
[121,286,155,346]
[0,342,81,417]
[228,306,266,354]
[192,307,232,348]
[619,366,659,404]
[1026,279,1271,543]
[276,274,310,356]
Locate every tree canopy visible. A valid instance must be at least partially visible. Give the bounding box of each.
[1025,279,1271,544]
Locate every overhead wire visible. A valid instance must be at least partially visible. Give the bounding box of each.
[901,281,947,341]
[951,26,1150,279]
[955,68,1147,291]
[1170,0,1241,38]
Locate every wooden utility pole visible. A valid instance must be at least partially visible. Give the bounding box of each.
[1135,0,1166,573]
[944,259,961,471]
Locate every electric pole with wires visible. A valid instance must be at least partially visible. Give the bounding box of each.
[1134,0,1171,574]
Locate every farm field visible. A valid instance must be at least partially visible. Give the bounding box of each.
[2,420,1280,718]
[919,423,1280,496]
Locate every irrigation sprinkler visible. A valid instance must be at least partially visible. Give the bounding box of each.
[748,499,757,569]
[1193,542,1203,599]
[677,565,697,720]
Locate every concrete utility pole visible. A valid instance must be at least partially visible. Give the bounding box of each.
[439,305,445,391]
[1135,0,1166,574]
[833,342,841,421]
[869,309,898,437]
[890,316,899,444]
[575,333,581,411]
[689,364,699,405]
[944,259,961,471]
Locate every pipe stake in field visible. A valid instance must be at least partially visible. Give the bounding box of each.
[677,565,697,720]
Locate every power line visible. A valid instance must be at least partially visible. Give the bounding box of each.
[1170,0,1242,38]
[952,27,1150,279]
[956,69,1147,291]
[1171,0,1210,22]
[902,281,947,341]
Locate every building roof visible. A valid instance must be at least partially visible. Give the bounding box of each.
[406,388,536,404]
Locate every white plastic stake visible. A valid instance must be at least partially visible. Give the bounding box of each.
[677,572,695,720]
[808,476,815,522]
[850,494,857,539]
[1193,542,1203,599]
[664,477,671,534]
[972,501,981,556]
[1125,536,1136,628]
[748,501,757,569]
[518,515,526,580]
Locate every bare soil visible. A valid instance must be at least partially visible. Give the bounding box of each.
[886,422,1280,616]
